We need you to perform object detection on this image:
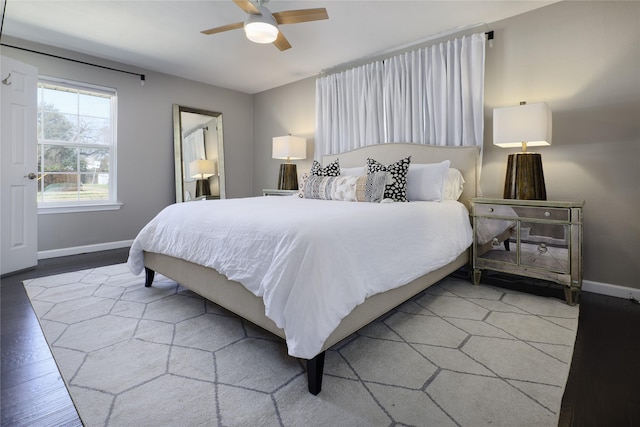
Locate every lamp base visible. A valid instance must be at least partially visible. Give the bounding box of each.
[195,179,211,198]
[277,163,298,190]
[503,153,546,200]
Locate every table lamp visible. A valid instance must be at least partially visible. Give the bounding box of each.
[190,159,217,197]
[272,135,306,190]
[493,101,552,200]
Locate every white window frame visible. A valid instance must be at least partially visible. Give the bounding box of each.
[36,76,121,214]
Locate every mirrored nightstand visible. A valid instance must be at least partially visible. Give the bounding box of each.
[471,197,584,305]
[262,189,298,196]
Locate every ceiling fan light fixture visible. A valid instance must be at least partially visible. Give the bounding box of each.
[245,21,278,43]
[244,9,279,44]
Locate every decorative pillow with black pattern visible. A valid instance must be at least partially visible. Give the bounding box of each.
[302,172,388,202]
[297,172,310,198]
[310,159,340,177]
[366,156,411,202]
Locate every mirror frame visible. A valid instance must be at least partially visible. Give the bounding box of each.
[173,105,226,202]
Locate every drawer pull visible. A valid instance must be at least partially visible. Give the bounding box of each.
[491,238,500,248]
[488,207,494,213]
[537,243,548,254]
[544,211,551,217]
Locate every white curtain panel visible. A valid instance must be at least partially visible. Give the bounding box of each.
[315,32,486,158]
[315,61,385,155]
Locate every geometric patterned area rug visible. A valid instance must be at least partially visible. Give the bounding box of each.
[24,264,579,427]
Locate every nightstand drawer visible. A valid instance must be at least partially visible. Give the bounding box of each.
[513,206,570,222]
[475,204,570,221]
[474,204,518,217]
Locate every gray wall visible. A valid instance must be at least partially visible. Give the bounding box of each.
[251,1,640,289]
[252,77,316,195]
[482,1,640,289]
[2,37,253,252]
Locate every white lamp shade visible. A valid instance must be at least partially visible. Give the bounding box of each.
[244,9,279,44]
[272,135,306,160]
[493,102,552,148]
[189,159,217,179]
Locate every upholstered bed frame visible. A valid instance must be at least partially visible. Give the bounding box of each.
[143,143,480,395]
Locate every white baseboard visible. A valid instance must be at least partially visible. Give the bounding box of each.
[582,279,640,301]
[38,240,133,260]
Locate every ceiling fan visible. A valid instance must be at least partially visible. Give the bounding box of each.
[201,0,328,51]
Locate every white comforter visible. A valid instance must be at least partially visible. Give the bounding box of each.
[128,196,473,359]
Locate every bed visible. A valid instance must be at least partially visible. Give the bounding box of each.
[128,143,480,395]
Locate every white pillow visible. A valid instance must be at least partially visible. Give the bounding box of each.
[340,166,366,176]
[443,168,465,201]
[406,160,450,201]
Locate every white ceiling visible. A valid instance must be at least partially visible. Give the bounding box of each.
[1,0,554,94]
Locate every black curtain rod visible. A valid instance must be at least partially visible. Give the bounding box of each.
[321,28,495,77]
[1,31,492,83]
[0,43,146,84]
[0,1,7,38]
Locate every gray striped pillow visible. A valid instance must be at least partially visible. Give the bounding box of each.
[302,172,387,203]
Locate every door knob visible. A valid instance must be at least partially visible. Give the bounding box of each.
[25,172,37,180]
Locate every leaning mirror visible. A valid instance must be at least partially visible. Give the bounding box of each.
[173,105,225,202]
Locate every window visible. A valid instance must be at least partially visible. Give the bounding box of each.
[37,78,118,211]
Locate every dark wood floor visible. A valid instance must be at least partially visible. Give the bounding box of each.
[1,248,129,427]
[1,250,639,426]
[478,272,640,427]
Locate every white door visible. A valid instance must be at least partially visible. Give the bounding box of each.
[1,56,38,275]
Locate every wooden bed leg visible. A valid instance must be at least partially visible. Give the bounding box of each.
[307,352,326,395]
[144,268,155,287]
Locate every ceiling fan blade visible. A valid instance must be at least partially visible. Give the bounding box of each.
[201,21,244,35]
[233,0,260,15]
[273,32,292,51]
[272,8,328,25]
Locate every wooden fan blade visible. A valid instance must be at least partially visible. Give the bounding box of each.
[273,8,328,25]
[233,0,260,15]
[273,32,292,51]
[201,22,244,35]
